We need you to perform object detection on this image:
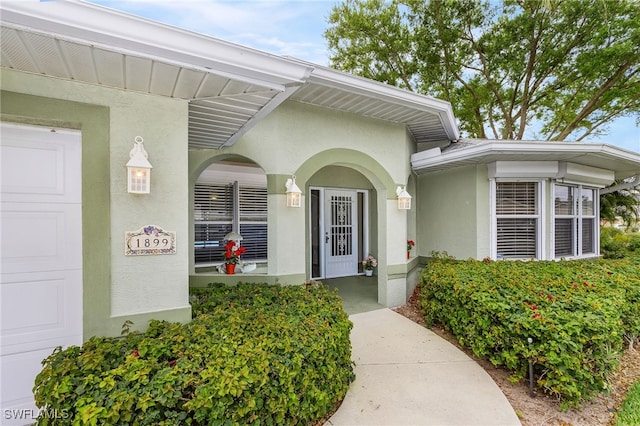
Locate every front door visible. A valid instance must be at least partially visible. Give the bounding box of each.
[324,189,358,278]
[1,123,83,425]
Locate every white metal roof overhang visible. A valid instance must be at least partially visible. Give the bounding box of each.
[0,0,460,149]
[411,139,640,180]
[291,65,460,145]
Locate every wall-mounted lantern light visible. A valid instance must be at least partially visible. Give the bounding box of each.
[285,175,302,208]
[396,186,412,210]
[126,136,152,194]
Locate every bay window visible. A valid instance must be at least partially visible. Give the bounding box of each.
[489,161,608,260]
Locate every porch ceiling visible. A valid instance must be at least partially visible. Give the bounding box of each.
[1,1,459,150]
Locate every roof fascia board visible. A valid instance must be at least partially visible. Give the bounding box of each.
[0,0,314,90]
[307,66,460,141]
[412,140,640,172]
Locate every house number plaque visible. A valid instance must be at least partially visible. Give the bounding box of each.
[125,225,176,256]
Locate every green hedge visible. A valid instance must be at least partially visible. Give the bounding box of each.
[420,254,640,408]
[34,283,354,425]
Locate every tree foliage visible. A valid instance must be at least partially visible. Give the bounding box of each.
[325,0,640,141]
[600,182,640,229]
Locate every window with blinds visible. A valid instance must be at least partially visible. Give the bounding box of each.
[554,185,575,257]
[194,183,267,264]
[580,188,596,255]
[554,218,574,257]
[495,182,539,259]
[553,184,596,258]
[238,186,268,261]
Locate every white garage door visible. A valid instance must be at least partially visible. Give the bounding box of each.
[1,123,83,425]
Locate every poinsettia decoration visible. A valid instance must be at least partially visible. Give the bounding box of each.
[223,241,246,264]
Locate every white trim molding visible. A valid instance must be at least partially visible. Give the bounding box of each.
[412,139,640,180]
[556,162,614,188]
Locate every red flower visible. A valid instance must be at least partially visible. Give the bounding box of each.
[532,313,541,320]
[133,349,139,357]
[531,305,538,310]
[223,241,245,264]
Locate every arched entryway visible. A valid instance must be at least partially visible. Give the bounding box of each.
[307,166,375,280]
[296,148,402,308]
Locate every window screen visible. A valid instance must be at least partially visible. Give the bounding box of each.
[495,182,538,259]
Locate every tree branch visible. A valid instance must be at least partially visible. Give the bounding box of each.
[555,59,635,140]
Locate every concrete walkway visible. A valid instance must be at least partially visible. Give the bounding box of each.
[325,309,521,426]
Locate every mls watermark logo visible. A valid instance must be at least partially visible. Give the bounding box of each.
[3,408,70,421]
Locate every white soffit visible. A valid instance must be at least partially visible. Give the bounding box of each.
[0,0,312,149]
[412,139,640,180]
[1,1,460,149]
[291,65,460,144]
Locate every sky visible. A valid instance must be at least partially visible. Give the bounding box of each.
[89,0,640,154]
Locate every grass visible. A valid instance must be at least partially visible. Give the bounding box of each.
[616,380,640,426]
[606,238,640,426]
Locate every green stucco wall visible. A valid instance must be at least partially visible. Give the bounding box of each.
[309,165,375,190]
[417,164,489,260]
[1,69,192,338]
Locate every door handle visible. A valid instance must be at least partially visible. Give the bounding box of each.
[325,232,330,243]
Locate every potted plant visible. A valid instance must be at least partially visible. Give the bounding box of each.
[223,241,246,274]
[407,240,415,259]
[362,255,377,276]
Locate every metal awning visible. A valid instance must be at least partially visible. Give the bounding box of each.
[1,0,459,149]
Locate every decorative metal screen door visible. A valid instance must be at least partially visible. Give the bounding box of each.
[324,189,358,278]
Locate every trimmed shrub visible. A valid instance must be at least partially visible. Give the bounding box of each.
[34,283,354,425]
[420,254,640,408]
[601,227,630,259]
[628,233,640,252]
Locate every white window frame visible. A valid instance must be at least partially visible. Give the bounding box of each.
[551,182,599,259]
[194,181,268,266]
[490,179,545,260]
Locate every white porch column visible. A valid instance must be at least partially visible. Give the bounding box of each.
[267,191,306,277]
[377,195,408,307]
